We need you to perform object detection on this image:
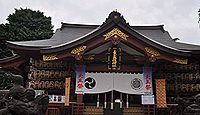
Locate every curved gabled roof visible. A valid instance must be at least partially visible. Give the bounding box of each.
[6,11,200,56]
[7,24,97,49]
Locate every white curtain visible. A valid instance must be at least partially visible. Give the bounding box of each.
[84,73,113,94]
[113,73,145,94]
[84,73,147,94]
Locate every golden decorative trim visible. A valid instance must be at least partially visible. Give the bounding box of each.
[86,55,95,60]
[173,58,188,64]
[145,47,160,57]
[104,28,128,41]
[43,54,58,61]
[71,46,87,55]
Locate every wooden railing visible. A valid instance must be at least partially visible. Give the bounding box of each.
[142,105,155,115]
[84,106,103,115]
[123,107,144,115]
[72,103,84,115]
[46,103,155,115]
[46,102,83,115]
[47,107,60,115]
[123,105,155,115]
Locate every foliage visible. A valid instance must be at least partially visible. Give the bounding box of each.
[0,8,54,58]
[0,40,12,59]
[3,8,54,41]
[0,8,54,89]
[0,70,12,90]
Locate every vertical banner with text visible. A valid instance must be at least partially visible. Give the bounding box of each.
[65,77,70,106]
[143,67,153,94]
[75,65,86,94]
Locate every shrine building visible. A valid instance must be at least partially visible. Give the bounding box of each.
[1,11,200,115]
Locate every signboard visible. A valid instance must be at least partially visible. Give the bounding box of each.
[65,78,70,106]
[75,65,86,94]
[108,47,121,70]
[142,95,155,105]
[49,95,65,103]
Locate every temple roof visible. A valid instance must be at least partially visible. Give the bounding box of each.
[2,11,200,68]
[8,22,200,52]
[8,23,98,48]
[8,24,165,48]
[6,11,200,56]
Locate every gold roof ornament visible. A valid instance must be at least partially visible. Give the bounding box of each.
[104,28,128,41]
[71,46,87,55]
[145,47,160,57]
[173,58,188,64]
[43,54,58,61]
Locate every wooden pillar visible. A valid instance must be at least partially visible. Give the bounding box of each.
[126,94,129,108]
[104,93,107,108]
[120,93,122,108]
[76,94,83,115]
[111,90,114,109]
[97,94,100,107]
[77,94,83,103]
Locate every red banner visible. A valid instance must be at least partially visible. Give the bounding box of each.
[75,65,85,94]
[143,67,153,94]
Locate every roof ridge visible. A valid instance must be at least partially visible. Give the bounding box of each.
[61,22,99,29]
[61,22,164,31]
[131,25,164,29]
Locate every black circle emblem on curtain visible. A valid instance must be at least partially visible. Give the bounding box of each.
[84,77,96,89]
[131,78,143,90]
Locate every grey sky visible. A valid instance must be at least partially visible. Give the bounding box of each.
[0,0,200,44]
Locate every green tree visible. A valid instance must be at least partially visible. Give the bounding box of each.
[0,8,54,58]
[3,8,54,41]
[0,8,54,89]
[0,70,12,90]
[0,40,13,59]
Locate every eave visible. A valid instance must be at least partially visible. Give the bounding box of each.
[7,41,47,51]
[0,55,27,70]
